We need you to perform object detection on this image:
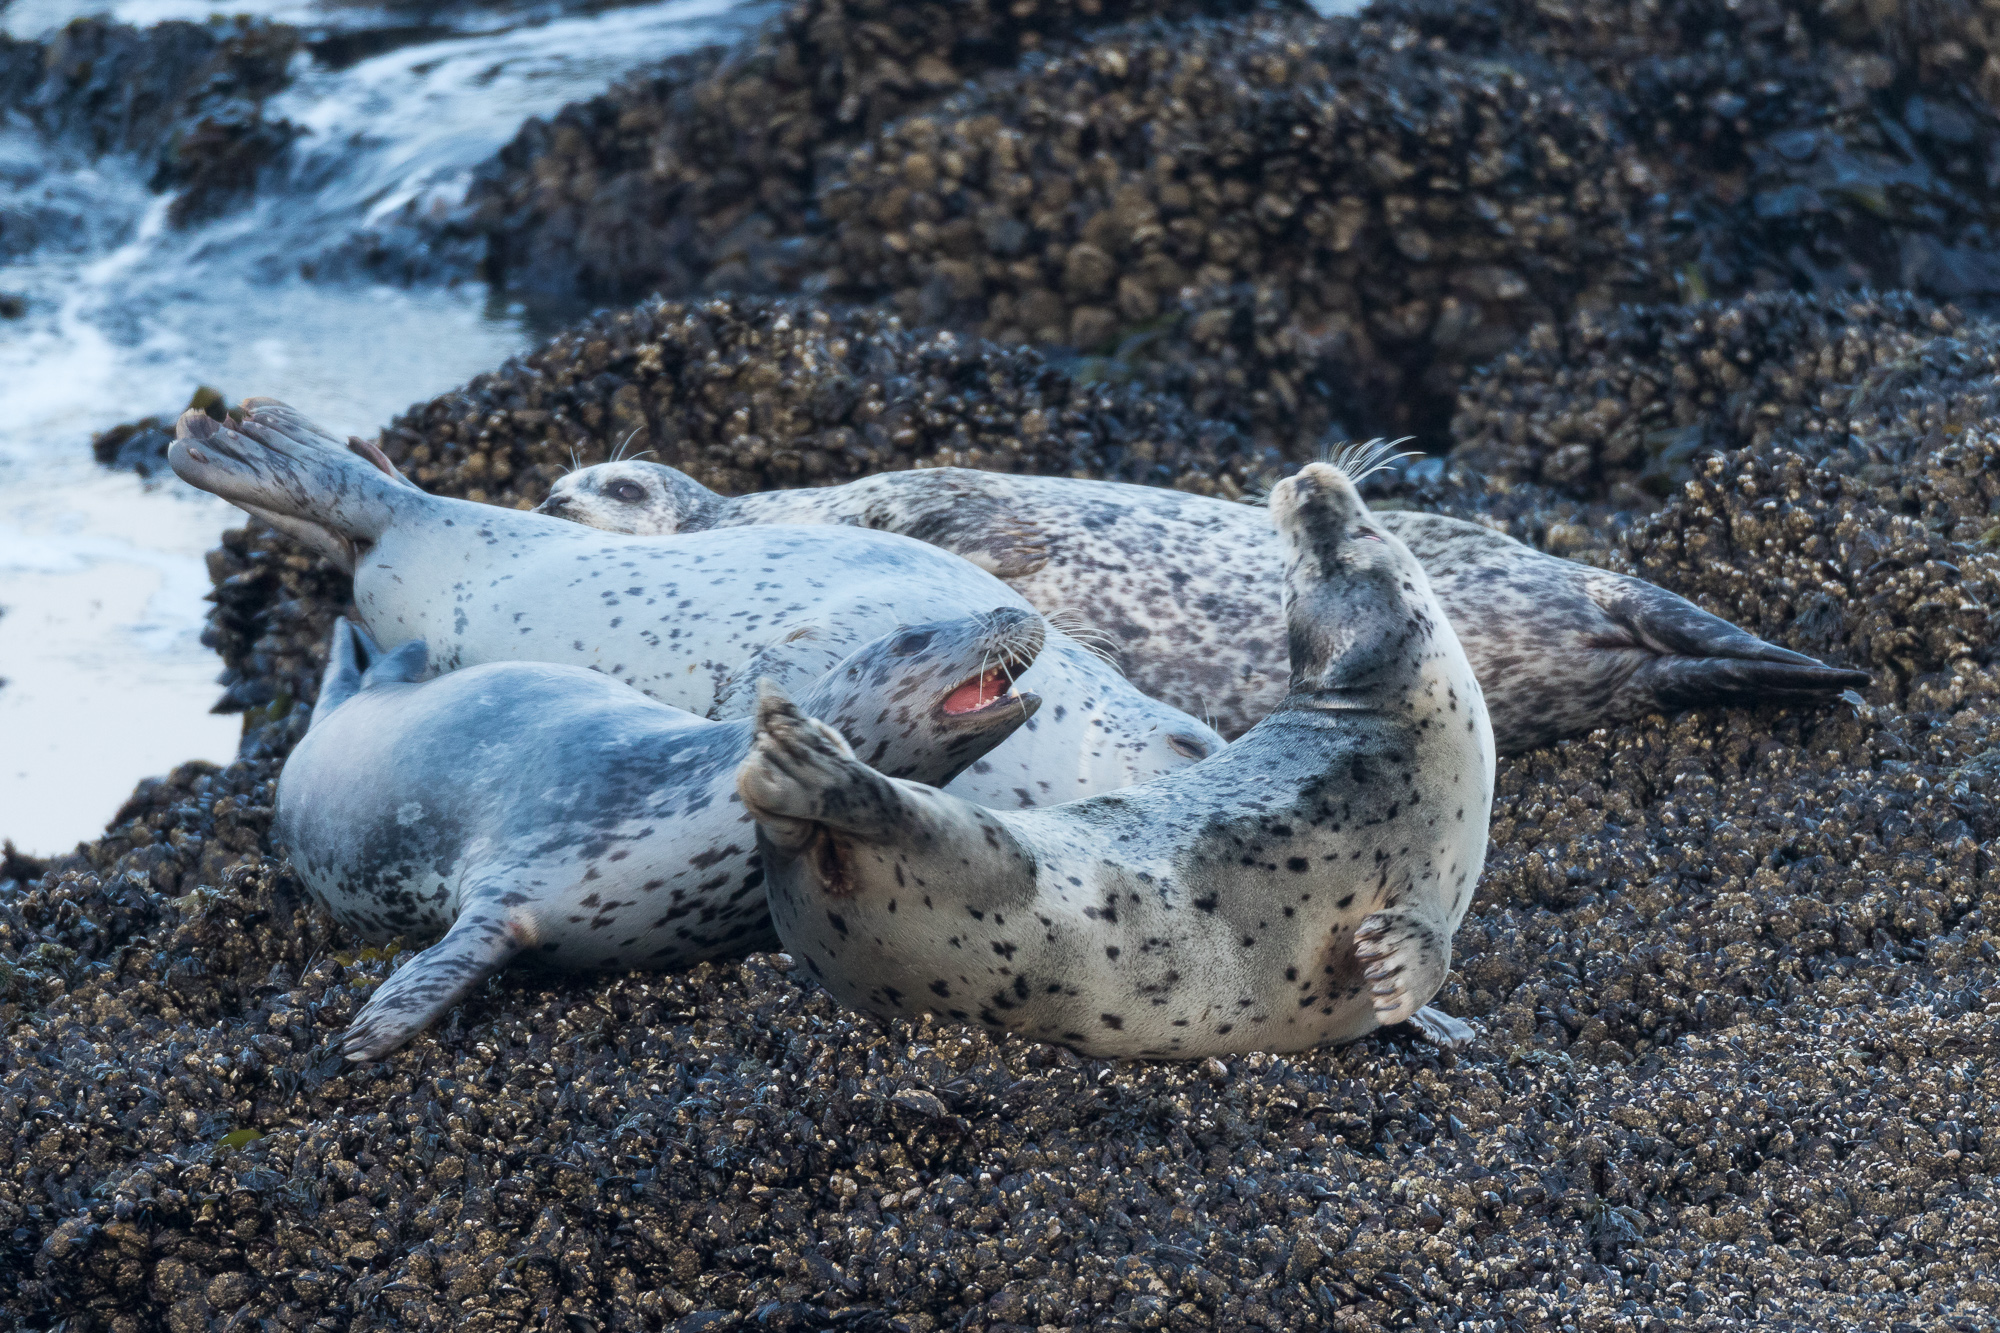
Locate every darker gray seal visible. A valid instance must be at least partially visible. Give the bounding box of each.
[280,609,1043,1061]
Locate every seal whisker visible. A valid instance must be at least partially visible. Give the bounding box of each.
[1322,436,1420,486]
[1044,606,1121,669]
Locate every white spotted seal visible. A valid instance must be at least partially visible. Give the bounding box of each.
[169,400,1221,808]
[542,456,1870,749]
[736,461,1494,1058]
[284,609,1045,1061]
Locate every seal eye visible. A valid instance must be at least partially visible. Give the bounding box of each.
[608,480,646,503]
[890,631,934,656]
[1356,528,1384,543]
[1166,735,1210,761]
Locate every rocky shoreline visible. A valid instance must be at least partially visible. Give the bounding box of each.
[7,0,2000,1330]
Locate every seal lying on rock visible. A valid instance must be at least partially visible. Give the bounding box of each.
[170,399,1221,808]
[737,462,1494,1057]
[284,610,1045,1061]
[542,456,1870,749]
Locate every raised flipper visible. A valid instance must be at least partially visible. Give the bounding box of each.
[347,434,418,488]
[738,684,931,856]
[341,902,528,1062]
[173,401,423,543]
[1593,571,1872,715]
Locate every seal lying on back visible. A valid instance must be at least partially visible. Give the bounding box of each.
[284,610,1045,1061]
[169,400,1220,808]
[542,457,1870,749]
[736,462,1494,1058]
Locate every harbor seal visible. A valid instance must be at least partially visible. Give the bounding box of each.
[541,455,1870,749]
[170,400,1222,808]
[736,461,1495,1058]
[284,608,1045,1061]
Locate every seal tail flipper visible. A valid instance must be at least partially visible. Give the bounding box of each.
[347,433,418,488]
[341,907,528,1062]
[309,619,375,728]
[309,620,427,728]
[359,637,428,690]
[1593,572,1872,714]
[170,399,419,541]
[1408,1005,1478,1050]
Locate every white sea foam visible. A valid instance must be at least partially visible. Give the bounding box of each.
[0,0,764,851]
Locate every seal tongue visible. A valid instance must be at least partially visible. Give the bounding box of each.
[944,668,1012,715]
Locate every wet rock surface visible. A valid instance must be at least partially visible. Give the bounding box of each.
[462,0,1286,303]
[465,0,2000,448]
[9,287,2000,1331]
[0,16,302,224]
[12,2,2000,1330]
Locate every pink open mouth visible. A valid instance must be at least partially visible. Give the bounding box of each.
[942,666,1021,716]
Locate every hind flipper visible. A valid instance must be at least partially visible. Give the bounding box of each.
[341,905,527,1062]
[1407,1005,1478,1050]
[1592,571,1871,715]
[310,619,372,727]
[348,434,418,489]
[359,637,427,689]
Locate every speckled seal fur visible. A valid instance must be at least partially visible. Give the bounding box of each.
[170,399,1221,808]
[281,610,1046,1061]
[543,459,1869,749]
[737,462,1495,1059]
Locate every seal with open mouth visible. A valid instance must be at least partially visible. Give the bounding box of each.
[541,456,1870,749]
[737,461,1494,1058]
[282,609,1044,1062]
[170,399,1221,809]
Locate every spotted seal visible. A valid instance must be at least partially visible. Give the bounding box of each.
[170,400,1221,808]
[542,457,1870,749]
[736,461,1494,1057]
[284,609,1044,1061]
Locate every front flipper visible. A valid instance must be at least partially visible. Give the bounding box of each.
[341,906,527,1062]
[1353,910,1452,1029]
[737,684,921,852]
[1594,571,1871,715]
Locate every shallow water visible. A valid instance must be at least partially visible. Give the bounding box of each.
[0,0,763,853]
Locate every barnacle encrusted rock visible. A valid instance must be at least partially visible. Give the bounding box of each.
[464,0,1283,300]
[809,11,1665,445]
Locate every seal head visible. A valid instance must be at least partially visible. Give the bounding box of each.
[538,461,723,533]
